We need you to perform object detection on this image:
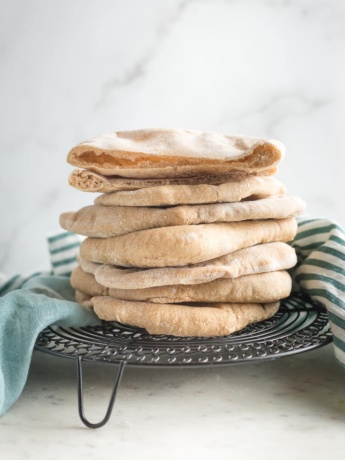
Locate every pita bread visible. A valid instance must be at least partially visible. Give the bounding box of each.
[79,242,297,289]
[71,266,107,297]
[104,270,292,304]
[67,128,285,178]
[71,266,292,303]
[79,217,297,267]
[75,290,92,308]
[60,197,305,238]
[91,296,280,337]
[68,168,279,192]
[77,256,98,275]
[94,176,286,207]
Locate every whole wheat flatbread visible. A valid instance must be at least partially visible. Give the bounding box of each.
[94,176,286,207]
[71,266,292,303]
[102,271,292,304]
[79,242,297,289]
[72,266,108,297]
[91,296,280,337]
[69,168,279,192]
[75,290,92,308]
[60,197,305,238]
[79,218,297,267]
[67,128,284,178]
[77,256,98,275]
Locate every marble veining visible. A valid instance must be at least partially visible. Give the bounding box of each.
[216,92,331,137]
[95,0,192,107]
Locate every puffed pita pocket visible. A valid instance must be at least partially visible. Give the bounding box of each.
[79,217,297,267]
[79,242,297,289]
[94,176,286,207]
[67,128,285,178]
[68,167,278,192]
[71,266,292,304]
[91,296,280,337]
[60,197,305,238]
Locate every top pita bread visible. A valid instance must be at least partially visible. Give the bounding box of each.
[67,128,285,179]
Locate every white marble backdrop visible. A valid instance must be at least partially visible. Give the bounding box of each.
[1,0,344,274]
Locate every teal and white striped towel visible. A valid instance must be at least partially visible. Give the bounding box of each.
[291,218,345,365]
[0,232,80,295]
[0,217,344,416]
[47,232,82,275]
[0,232,100,417]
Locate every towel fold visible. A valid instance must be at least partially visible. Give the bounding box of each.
[291,218,345,365]
[0,233,100,416]
[0,218,344,417]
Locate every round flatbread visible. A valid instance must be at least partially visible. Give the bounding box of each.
[94,176,286,207]
[91,296,280,337]
[60,197,305,238]
[67,128,285,178]
[69,168,279,192]
[78,242,297,289]
[71,266,292,304]
[79,218,297,267]
[75,290,92,308]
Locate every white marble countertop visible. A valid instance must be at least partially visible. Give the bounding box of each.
[1,343,344,460]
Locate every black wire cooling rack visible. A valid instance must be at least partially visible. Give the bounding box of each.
[35,292,332,428]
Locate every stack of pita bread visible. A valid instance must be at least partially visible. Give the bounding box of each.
[60,128,306,337]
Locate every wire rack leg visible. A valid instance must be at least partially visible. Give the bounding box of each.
[76,357,125,429]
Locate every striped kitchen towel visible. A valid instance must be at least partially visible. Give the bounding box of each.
[291,218,345,366]
[47,231,82,275]
[0,232,80,295]
[0,231,99,416]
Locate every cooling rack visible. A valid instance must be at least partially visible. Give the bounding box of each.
[35,292,332,428]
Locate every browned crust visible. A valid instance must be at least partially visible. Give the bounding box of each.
[67,129,284,178]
